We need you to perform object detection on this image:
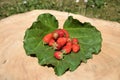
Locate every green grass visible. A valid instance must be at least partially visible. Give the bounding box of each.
[0,0,120,23]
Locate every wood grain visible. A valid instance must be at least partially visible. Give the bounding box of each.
[0,10,120,80]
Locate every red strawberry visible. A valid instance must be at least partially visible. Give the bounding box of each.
[72,38,79,44]
[43,33,53,44]
[58,29,65,37]
[53,29,65,39]
[72,44,80,53]
[54,51,63,60]
[48,39,55,46]
[62,29,69,38]
[62,41,72,54]
[57,37,67,47]
[62,46,72,54]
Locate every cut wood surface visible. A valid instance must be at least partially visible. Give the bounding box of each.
[0,10,120,80]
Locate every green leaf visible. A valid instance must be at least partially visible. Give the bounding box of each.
[23,13,102,76]
[64,16,102,59]
[23,13,58,55]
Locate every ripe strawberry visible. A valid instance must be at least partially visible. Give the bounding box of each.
[62,41,72,54]
[48,39,55,46]
[72,44,80,53]
[54,51,63,60]
[57,37,67,47]
[62,46,72,54]
[43,33,53,44]
[58,29,65,37]
[53,29,65,39]
[62,29,69,38]
[72,38,79,44]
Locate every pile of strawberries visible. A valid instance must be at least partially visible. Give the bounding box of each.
[42,29,80,60]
